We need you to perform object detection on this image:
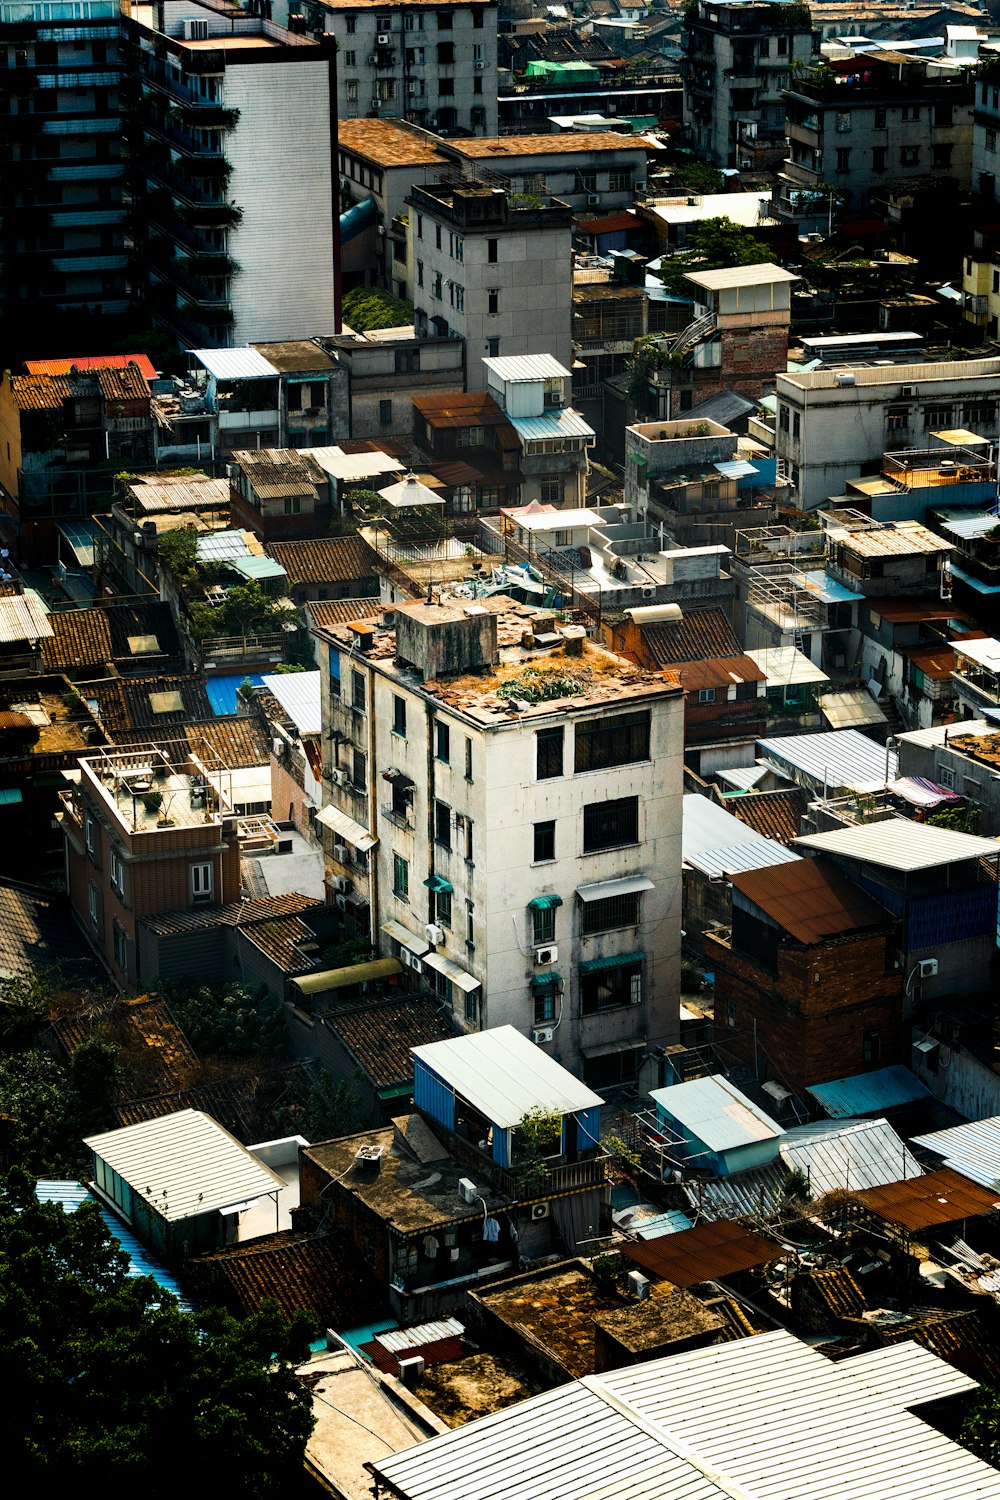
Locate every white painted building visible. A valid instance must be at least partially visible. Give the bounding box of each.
[310,596,684,1090]
[484,354,595,506]
[775,357,1000,508]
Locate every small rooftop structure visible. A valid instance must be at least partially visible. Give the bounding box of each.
[745,645,830,689]
[189,347,280,380]
[728,857,892,946]
[806,1065,931,1119]
[622,1218,782,1288]
[794,821,1000,872]
[377,475,445,509]
[481,353,572,383]
[758,729,898,796]
[650,1075,783,1153]
[412,1025,602,1132]
[912,1116,1000,1191]
[261,670,321,737]
[685,262,798,294]
[851,1167,1000,1234]
[0,593,53,645]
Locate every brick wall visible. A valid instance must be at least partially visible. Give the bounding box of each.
[720,325,790,396]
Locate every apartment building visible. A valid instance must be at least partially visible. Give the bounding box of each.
[971,55,1000,207]
[298,0,498,136]
[0,0,129,341]
[327,329,465,438]
[310,596,684,1090]
[129,0,339,347]
[59,744,244,989]
[483,354,595,507]
[682,0,815,170]
[774,356,1000,508]
[407,182,574,386]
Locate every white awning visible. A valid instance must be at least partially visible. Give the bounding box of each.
[381,919,430,958]
[423,952,482,993]
[315,804,378,852]
[576,875,655,903]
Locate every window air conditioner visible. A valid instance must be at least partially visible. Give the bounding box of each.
[535,945,558,965]
[410,956,424,975]
[399,948,411,968]
[641,586,655,599]
[333,875,352,894]
[371,98,381,110]
[183,18,209,39]
[333,843,348,863]
[532,1027,554,1044]
[458,1177,478,1204]
[335,893,348,911]
[475,60,484,68]
[900,385,916,398]
[331,769,348,786]
[425,922,444,944]
[586,193,599,206]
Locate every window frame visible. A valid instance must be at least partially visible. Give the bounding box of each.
[190,861,213,904]
[582,796,640,854]
[534,819,556,863]
[536,725,564,780]
[574,710,650,774]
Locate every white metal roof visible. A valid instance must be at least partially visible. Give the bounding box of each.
[936,510,997,541]
[513,506,603,531]
[305,446,405,482]
[839,1341,979,1409]
[682,794,766,861]
[793,820,1000,871]
[716,765,771,792]
[314,802,378,852]
[745,647,830,688]
[649,1074,784,1152]
[758,729,897,794]
[482,353,572,382]
[422,951,481,994]
[190,347,279,380]
[954,636,1000,672]
[412,1024,603,1128]
[373,1330,1000,1500]
[576,874,655,902]
[896,717,994,748]
[685,839,801,880]
[510,408,597,442]
[262,669,322,736]
[912,1115,1000,1188]
[685,263,798,292]
[84,1109,284,1222]
[779,1118,922,1196]
[0,592,53,643]
[820,688,888,732]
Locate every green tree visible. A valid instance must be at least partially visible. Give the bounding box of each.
[961,1386,1000,1469]
[0,1169,315,1493]
[655,216,773,293]
[342,285,414,332]
[164,981,286,1059]
[157,526,200,585]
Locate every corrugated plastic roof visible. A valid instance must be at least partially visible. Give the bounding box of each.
[758,729,897,794]
[851,1167,1000,1231]
[412,1024,603,1129]
[793,820,1000,871]
[196,529,255,563]
[729,857,891,944]
[84,1109,284,1222]
[682,794,766,861]
[839,1340,979,1409]
[0,592,53,643]
[684,838,800,879]
[806,1065,931,1119]
[649,1074,784,1152]
[509,408,596,442]
[261,670,321,736]
[912,1116,1000,1189]
[189,347,279,379]
[483,353,573,382]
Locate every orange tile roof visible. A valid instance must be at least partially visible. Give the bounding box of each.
[24,353,158,379]
[337,117,447,167]
[196,1231,383,1326]
[40,609,114,673]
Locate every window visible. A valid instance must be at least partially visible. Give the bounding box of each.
[343,49,356,66]
[435,799,451,849]
[109,847,125,898]
[583,797,639,853]
[792,411,801,440]
[539,478,563,505]
[863,1027,882,1064]
[487,288,499,315]
[379,399,392,426]
[435,720,450,763]
[417,259,424,287]
[534,988,556,1025]
[698,688,716,704]
[989,130,998,154]
[581,891,641,935]
[437,40,454,62]
[404,11,422,27]
[902,105,920,122]
[486,337,500,358]
[88,882,99,932]
[455,285,464,313]
[778,404,789,432]
[574,710,650,773]
[352,669,366,711]
[352,747,367,790]
[466,899,475,948]
[473,43,483,62]
[346,79,359,102]
[439,77,454,95]
[933,144,952,170]
[393,695,407,736]
[835,111,851,133]
[452,234,464,262]
[900,145,920,166]
[836,148,851,173]
[437,8,453,24]
[393,853,409,899]
[934,101,953,128]
[416,213,423,240]
[925,405,953,426]
[609,170,632,192]
[464,987,478,1025]
[283,494,301,516]
[432,271,442,300]
[487,237,498,263]
[574,170,597,194]
[190,862,213,903]
[874,106,886,128]
[436,887,452,927]
[887,407,909,432]
[937,764,956,789]
[465,737,473,781]
[473,6,484,23]
[537,726,564,779]
[581,958,642,1015]
[534,820,555,862]
[532,904,557,946]
[872,146,887,172]
[345,14,356,30]
[463,816,474,863]
[112,920,128,973]
[85,814,96,858]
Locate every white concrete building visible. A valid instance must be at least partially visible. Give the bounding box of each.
[775,357,1000,508]
[310,596,684,1090]
[484,354,595,506]
[407,182,574,387]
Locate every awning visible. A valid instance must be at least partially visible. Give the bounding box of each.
[528,893,563,911]
[913,1037,939,1054]
[530,972,563,991]
[629,453,648,467]
[315,804,378,852]
[0,787,24,807]
[714,460,758,480]
[291,958,401,996]
[423,952,481,993]
[381,919,430,958]
[579,950,645,975]
[424,874,453,894]
[889,775,961,809]
[382,768,415,787]
[577,875,654,903]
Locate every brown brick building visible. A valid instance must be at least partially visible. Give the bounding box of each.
[706,857,903,1096]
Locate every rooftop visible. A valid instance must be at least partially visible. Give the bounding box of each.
[912,1115,1000,1190]
[337,116,447,166]
[0,593,53,645]
[413,1025,602,1130]
[683,838,800,880]
[305,597,385,630]
[412,390,512,429]
[0,879,100,982]
[265,535,378,585]
[250,339,337,373]
[623,1218,782,1288]
[794,820,1000,872]
[838,1340,979,1410]
[229,448,325,500]
[634,607,742,665]
[455,131,645,159]
[758,728,898,794]
[261,670,321,737]
[324,998,456,1089]
[682,793,767,862]
[729,856,893,944]
[482,353,572,382]
[25,352,157,380]
[476,1265,623,1378]
[684,262,798,293]
[650,1074,783,1152]
[196,1231,378,1327]
[745,645,830,688]
[729,789,808,846]
[852,1166,1000,1232]
[805,1064,931,1119]
[77,743,235,833]
[190,346,280,380]
[830,520,952,559]
[88,674,213,737]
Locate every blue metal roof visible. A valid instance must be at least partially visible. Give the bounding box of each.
[206,672,264,716]
[806,1065,930,1119]
[36,1181,194,1309]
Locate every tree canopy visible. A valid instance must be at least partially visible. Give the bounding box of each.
[342,285,415,332]
[655,216,773,292]
[0,1169,315,1494]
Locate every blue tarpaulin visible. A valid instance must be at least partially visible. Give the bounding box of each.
[206,673,265,716]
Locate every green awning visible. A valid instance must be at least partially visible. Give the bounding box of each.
[528,894,563,911]
[424,874,453,894]
[377,1081,416,1100]
[531,972,563,992]
[0,787,23,806]
[291,957,402,996]
[579,950,645,975]
[629,453,647,467]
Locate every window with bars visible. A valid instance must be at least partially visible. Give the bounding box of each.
[581,960,642,1015]
[583,797,639,853]
[537,726,564,780]
[532,905,556,946]
[581,891,641,935]
[575,711,649,773]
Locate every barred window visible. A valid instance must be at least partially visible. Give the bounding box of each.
[583,797,639,853]
[581,891,641,935]
[574,710,650,773]
[581,960,642,1015]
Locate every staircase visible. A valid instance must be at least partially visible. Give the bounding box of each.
[665,311,718,359]
[881,696,905,737]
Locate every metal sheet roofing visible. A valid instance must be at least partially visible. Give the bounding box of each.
[189,347,279,379]
[758,729,897,794]
[509,408,597,442]
[779,1118,922,1197]
[954,636,1000,672]
[839,1340,979,1409]
[896,718,994,749]
[806,1065,931,1119]
[623,1219,781,1287]
[305,445,404,482]
[576,874,655,902]
[411,1024,603,1128]
[482,353,573,382]
[936,510,997,541]
[26,352,158,380]
[230,554,287,583]
[685,262,797,291]
[851,1167,1000,1231]
[84,1109,284,1222]
[729,857,891,945]
[196,529,255,563]
[261,670,321,736]
[682,794,766,862]
[685,838,800,879]
[912,1116,1000,1189]
[819,687,888,732]
[36,1181,193,1309]
[649,1074,784,1153]
[714,459,759,480]
[793,820,1000,871]
[0,592,53,643]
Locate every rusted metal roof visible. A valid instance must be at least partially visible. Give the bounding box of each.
[305,597,386,629]
[729,856,893,945]
[412,391,511,428]
[140,892,321,937]
[852,1168,1000,1232]
[670,654,765,693]
[623,1218,781,1288]
[229,448,325,499]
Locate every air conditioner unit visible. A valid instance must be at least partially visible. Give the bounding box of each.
[641,585,655,599]
[475,60,484,68]
[532,1026,554,1044]
[377,32,391,43]
[531,1201,550,1220]
[535,945,558,965]
[272,736,286,759]
[371,98,382,110]
[399,948,412,968]
[333,843,348,863]
[333,875,352,894]
[458,1177,478,1204]
[425,922,444,944]
[900,385,916,398]
[331,769,348,786]
[919,958,939,979]
[634,180,646,192]
[376,224,386,236]
[586,193,600,206]
[335,893,348,911]
[410,956,424,975]
[407,80,420,94]
[183,17,209,38]
[627,1270,651,1300]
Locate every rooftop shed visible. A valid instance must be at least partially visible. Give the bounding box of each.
[649,1074,784,1178]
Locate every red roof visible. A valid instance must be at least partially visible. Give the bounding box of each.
[24,353,158,380]
[576,212,639,235]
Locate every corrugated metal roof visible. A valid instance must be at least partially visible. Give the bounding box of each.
[510,409,597,442]
[261,670,321,736]
[758,729,897,794]
[36,1180,194,1309]
[780,1117,922,1196]
[84,1109,284,1222]
[685,262,796,291]
[793,821,1000,871]
[936,511,996,541]
[912,1116,1000,1189]
[306,445,405,482]
[682,794,766,862]
[197,529,255,563]
[189,347,279,379]
[412,1024,603,1129]
[820,688,888,731]
[26,352,158,379]
[806,1065,931,1119]
[376,1317,464,1354]
[230,554,287,583]
[649,1074,783,1153]
[716,765,771,791]
[897,718,994,749]
[315,803,378,852]
[482,353,573,382]
[685,838,801,879]
[729,857,891,945]
[839,1340,979,1409]
[624,1219,781,1287]
[685,1163,788,1222]
[852,1166,1000,1231]
[954,636,1000,672]
[0,592,54,643]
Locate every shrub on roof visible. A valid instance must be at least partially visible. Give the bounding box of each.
[342,286,415,332]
